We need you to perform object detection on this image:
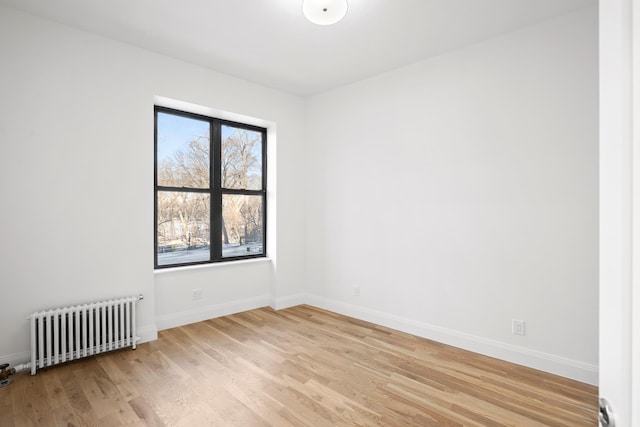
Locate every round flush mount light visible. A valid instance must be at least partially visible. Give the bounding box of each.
[302,0,348,25]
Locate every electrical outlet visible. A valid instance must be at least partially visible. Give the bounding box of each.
[353,286,360,296]
[192,288,203,300]
[512,319,526,336]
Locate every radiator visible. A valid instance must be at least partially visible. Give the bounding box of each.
[27,295,143,375]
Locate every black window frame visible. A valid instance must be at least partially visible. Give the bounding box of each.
[154,106,267,269]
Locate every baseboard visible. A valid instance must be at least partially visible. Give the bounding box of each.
[0,294,598,385]
[0,351,31,369]
[304,294,598,386]
[0,323,159,370]
[269,293,308,310]
[155,294,271,331]
[137,323,158,344]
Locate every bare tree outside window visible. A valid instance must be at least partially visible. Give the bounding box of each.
[222,194,263,257]
[221,126,262,190]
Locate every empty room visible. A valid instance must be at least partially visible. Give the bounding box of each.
[0,0,637,425]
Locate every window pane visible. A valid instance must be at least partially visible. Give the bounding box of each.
[222,194,264,257]
[221,125,262,190]
[157,112,210,188]
[157,191,210,265]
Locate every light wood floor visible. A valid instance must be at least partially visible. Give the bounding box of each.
[0,305,597,426]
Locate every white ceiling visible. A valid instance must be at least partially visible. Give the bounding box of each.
[0,0,596,96]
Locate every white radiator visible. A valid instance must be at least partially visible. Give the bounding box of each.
[27,295,142,375]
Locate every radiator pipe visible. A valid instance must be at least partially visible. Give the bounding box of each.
[13,363,30,372]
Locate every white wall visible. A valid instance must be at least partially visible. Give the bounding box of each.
[0,6,306,365]
[305,6,599,383]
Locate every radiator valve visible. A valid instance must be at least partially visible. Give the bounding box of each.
[0,363,16,387]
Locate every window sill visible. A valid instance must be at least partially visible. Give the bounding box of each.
[154,257,272,275]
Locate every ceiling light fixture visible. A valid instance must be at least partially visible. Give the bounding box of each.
[302,0,348,26]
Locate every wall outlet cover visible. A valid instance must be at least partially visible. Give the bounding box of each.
[512,319,526,336]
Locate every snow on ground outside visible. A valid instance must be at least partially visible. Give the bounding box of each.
[157,244,263,265]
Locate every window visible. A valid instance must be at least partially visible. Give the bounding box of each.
[154,106,266,268]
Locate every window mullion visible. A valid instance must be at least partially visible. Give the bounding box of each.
[220,188,264,196]
[211,120,222,262]
[156,186,211,193]
[154,108,159,268]
[261,128,267,256]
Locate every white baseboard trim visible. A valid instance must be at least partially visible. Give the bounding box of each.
[0,324,158,369]
[2,293,595,385]
[137,323,159,344]
[0,351,31,368]
[155,294,270,331]
[304,294,598,386]
[270,293,308,310]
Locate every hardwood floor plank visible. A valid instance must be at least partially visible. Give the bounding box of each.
[223,380,297,427]
[128,395,166,427]
[262,382,340,427]
[0,305,597,426]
